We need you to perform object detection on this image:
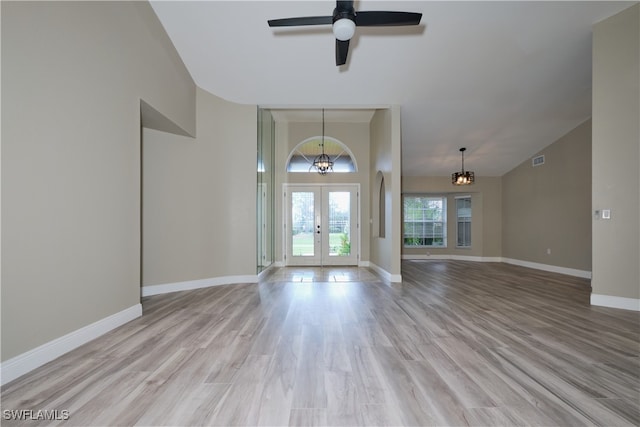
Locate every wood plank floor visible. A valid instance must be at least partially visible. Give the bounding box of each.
[2,260,639,426]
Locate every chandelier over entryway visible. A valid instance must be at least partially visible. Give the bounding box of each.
[312,109,333,175]
[452,147,475,185]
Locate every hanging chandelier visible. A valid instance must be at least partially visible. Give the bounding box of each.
[312,109,333,175]
[452,147,475,185]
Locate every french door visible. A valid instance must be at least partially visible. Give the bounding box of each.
[285,184,359,266]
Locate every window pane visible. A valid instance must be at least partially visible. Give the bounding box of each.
[403,196,446,247]
[456,197,471,247]
[286,138,356,173]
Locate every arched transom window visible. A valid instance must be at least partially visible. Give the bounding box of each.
[286,136,357,173]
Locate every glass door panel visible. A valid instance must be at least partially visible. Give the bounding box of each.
[287,187,321,265]
[323,186,358,265]
[328,192,350,257]
[291,191,317,257]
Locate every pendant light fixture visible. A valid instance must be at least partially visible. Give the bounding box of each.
[312,109,333,175]
[452,147,475,185]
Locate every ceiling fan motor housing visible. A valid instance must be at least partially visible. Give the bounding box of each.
[332,6,356,41]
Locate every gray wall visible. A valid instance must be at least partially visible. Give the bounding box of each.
[2,1,196,360]
[502,120,592,271]
[402,177,503,259]
[592,4,640,300]
[142,88,256,286]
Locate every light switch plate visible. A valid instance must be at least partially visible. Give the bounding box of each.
[602,209,611,219]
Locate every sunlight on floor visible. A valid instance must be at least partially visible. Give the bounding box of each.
[266,267,379,283]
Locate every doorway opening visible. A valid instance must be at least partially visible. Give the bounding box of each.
[284,184,359,266]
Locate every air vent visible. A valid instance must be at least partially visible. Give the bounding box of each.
[532,155,545,167]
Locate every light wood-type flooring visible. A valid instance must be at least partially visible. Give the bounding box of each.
[2,260,639,426]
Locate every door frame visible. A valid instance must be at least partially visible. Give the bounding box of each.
[283,183,360,266]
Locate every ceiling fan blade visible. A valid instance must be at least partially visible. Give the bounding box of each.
[268,16,333,27]
[336,39,349,66]
[354,11,422,26]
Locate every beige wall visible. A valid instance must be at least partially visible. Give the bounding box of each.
[502,119,592,271]
[402,177,502,258]
[369,107,402,278]
[1,1,196,360]
[142,89,256,286]
[592,4,640,300]
[3,1,635,370]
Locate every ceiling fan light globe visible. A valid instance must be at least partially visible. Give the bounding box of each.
[333,18,355,41]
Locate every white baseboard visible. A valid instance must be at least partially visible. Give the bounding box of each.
[402,255,591,279]
[1,304,142,386]
[258,264,277,280]
[358,261,371,267]
[501,258,591,279]
[403,254,502,263]
[368,262,402,283]
[389,274,403,282]
[142,275,258,297]
[591,294,640,311]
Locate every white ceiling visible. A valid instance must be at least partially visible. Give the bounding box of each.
[150,0,634,177]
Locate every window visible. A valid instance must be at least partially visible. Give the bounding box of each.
[456,196,472,247]
[286,137,357,173]
[403,196,446,247]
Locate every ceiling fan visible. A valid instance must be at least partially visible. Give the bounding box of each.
[268,1,422,66]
